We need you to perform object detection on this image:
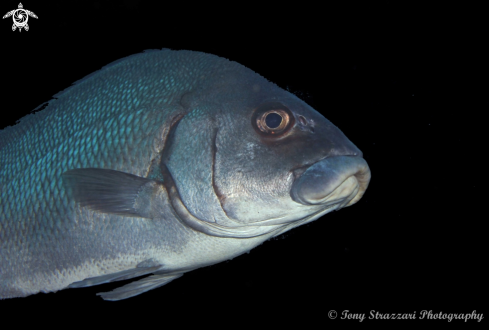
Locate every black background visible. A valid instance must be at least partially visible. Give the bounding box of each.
[0,0,485,326]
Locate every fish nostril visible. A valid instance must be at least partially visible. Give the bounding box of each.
[298,115,307,126]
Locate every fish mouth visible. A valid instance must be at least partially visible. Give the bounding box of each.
[290,155,371,209]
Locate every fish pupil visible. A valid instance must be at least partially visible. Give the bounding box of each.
[265,113,282,129]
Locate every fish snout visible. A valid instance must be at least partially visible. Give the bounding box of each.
[291,156,371,208]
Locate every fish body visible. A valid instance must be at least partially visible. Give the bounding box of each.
[0,49,370,300]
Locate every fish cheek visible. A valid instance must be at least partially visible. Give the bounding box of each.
[213,126,299,223]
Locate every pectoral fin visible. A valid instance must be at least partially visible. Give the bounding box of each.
[62,168,160,218]
[96,273,183,301]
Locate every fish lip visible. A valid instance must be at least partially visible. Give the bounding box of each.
[290,150,362,179]
[344,159,371,207]
[290,155,371,207]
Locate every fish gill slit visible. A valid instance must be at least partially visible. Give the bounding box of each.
[210,128,231,219]
[146,113,185,178]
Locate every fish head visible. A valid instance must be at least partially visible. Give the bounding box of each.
[165,59,370,235]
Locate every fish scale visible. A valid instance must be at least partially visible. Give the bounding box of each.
[0,50,217,295]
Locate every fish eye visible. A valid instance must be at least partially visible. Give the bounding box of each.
[265,112,282,129]
[252,102,295,137]
[256,109,289,134]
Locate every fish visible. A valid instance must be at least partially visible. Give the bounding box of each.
[0,49,371,301]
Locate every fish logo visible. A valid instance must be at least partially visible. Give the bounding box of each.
[3,3,38,32]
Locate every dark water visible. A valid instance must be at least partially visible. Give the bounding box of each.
[0,0,484,326]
